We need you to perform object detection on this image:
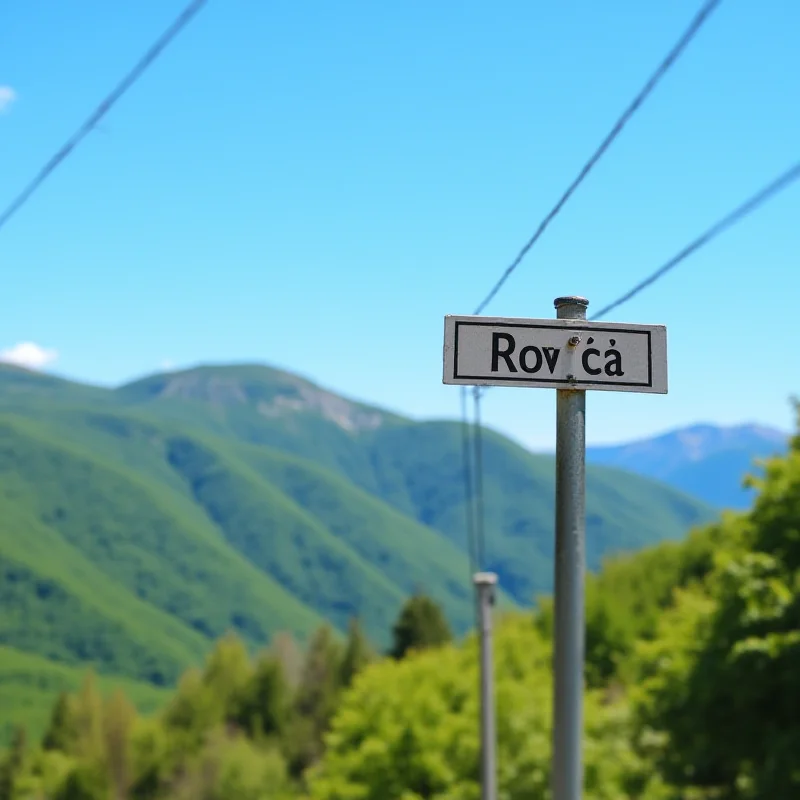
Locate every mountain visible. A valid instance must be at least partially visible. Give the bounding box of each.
[0,363,715,733]
[587,423,789,509]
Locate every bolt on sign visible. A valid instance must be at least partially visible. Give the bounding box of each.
[442,315,667,394]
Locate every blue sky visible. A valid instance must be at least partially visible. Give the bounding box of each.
[1,0,798,450]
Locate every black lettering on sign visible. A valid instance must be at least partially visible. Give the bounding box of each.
[491,333,517,372]
[543,347,560,373]
[519,346,542,373]
[582,337,602,375]
[604,339,624,376]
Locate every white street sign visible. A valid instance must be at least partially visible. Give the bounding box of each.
[443,315,667,393]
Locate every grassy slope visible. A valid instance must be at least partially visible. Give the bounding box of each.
[0,414,325,673]
[230,439,489,630]
[0,646,169,745]
[0,400,482,644]
[164,433,409,643]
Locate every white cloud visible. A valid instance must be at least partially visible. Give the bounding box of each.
[0,342,59,370]
[161,359,175,371]
[0,86,16,113]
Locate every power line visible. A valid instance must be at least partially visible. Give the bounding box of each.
[473,160,800,399]
[463,0,724,570]
[592,160,800,320]
[0,0,209,236]
[473,0,723,317]
[472,387,487,571]
[460,386,479,580]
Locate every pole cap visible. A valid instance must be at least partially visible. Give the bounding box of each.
[473,571,498,586]
[554,296,589,309]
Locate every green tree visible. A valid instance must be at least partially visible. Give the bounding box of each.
[200,632,254,722]
[286,624,343,776]
[390,593,452,659]
[162,633,254,753]
[271,632,304,689]
[168,729,293,800]
[339,617,374,687]
[309,615,659,799]
[234,654,290,739]
[43,692,79,753]
[103,690,136,800]
[54,763,108,800]
[0,726,27,800]
[633,402,800,798]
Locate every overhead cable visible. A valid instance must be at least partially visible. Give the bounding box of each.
[472,387,487,571]
[0,0,209,235]
[460,386,479,578]
[473,0,723,317]
[592,161,800,319]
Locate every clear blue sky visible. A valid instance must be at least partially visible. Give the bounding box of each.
[1,0,798,450]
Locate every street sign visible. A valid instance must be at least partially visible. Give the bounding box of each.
[443,314,667,394]
[444,297,668,800]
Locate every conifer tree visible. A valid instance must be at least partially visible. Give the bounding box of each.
[235,654,290,739]
[0,726,26,800]
[339,617,374,687]
[390,593,452,659]
[103,690,136,800]
[286,624,343,775]
[270,632,304,689]
[43,691,78,752]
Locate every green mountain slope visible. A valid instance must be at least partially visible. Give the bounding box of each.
[0,362,715,713]
[230,439,476,622]
[0,645,169,744]
[0,398,480,644]
[358,419,713,602]
[119,365,716,600]
[0,415,338,694]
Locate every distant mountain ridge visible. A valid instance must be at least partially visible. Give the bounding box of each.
[587,422,789,509]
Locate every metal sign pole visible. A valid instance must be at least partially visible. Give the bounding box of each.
[551,296,588,800]
[442,296,668,800]
[474,571,498,800]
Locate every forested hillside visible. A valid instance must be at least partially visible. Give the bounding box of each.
[0,362,713,744]
[1,405,796,799]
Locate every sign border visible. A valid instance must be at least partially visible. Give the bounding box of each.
[443,315,668,394]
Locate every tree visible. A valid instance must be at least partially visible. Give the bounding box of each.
[270,632,304,689]
[338,617,374,688]
[54,763,108,800]
[633,401,800,797]
[234,654,290,739]
[43,692,79,753]
[73,672,105,762]
[0,726,27,800]
[390,593,452,659]
[200,633,254,723]
[162,634,253,749]
[309,615,659,800]
[286,624,343,775]
[103,690,136,800]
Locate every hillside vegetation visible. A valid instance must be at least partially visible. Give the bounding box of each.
[0,362,713,733]
[1,406,797,798]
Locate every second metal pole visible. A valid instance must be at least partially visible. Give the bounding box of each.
[474,571,497,800]
[551,296,588,800]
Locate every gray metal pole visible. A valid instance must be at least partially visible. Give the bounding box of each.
[474,571,498,800]
[551,296,588,800]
